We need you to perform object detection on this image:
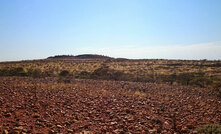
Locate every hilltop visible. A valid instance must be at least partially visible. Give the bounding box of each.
[47,54,113,60]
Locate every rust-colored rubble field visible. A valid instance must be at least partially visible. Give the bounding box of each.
[0,77,220,133]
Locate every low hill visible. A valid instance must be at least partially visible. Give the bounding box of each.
[47,54,113,60]
[75,54,113,59]
[47,55,75,59]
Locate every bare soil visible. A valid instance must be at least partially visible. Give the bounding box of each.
[0,77,220,133]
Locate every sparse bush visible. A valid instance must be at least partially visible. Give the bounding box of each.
[188,72,213,87]
[91,66,114,80]
[58,70,71,83]
[0,59,220,90]
[77,71,91,79]
[0,68,8,76]
[10,67,27,76]
[0,67,27,76]
[189,77,212,88]
[91,66,132,81]
[211,81,221,98]
[196,124,221,134]
[157,74,176,84]
[176,73,195,85]
[27,68,42,78]
[155,72,214,88]
[59,70,69,77]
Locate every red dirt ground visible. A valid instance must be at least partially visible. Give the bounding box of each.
[0,77,220,134]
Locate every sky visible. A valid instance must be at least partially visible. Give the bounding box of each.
[0,0,221,61]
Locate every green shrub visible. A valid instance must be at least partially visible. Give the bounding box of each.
[196,124,221,134]
[59,70,69,77]
[0,68,8,76]
[9,67,26,76]
[27,68,42,78]
[189,77,212,88]
[58,70,71,83]
[176,73,195,85]
[77,71,91,79]
[91,66,132,81]
[156,74,176,84]
[0,67,27,76]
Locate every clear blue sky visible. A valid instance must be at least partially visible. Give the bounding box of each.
[0,0,221,61]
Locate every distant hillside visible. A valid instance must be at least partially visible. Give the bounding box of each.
[47,54,113,59]
[47,55,75,59]
[75,54,113,59]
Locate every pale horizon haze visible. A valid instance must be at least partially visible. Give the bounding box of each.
[0,0,221,61]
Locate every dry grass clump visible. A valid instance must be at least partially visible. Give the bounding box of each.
[196,124,221,134]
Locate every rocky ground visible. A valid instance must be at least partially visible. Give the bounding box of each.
[0,77,220,134]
